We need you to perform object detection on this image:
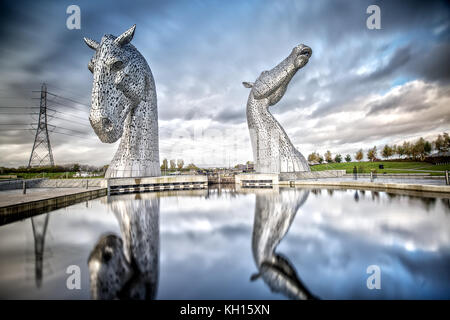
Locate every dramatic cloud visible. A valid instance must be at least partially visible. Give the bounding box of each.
[0,0,449,167]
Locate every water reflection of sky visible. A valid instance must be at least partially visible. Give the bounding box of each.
[0,187,449,299]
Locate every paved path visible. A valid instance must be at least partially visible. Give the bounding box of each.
[0,187,102,208]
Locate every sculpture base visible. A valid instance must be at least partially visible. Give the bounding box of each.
[105,161,161,178]
[235,170,346,187]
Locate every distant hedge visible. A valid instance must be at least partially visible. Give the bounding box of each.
[0,166,67,173]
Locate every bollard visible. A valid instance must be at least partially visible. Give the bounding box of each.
[446,170,449,186]
[86,179,89,189]
[370,171,373,182]
[22,180,26,194]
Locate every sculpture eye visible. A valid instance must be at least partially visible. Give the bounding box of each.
[88,60,94,73]
[111,60,124,71]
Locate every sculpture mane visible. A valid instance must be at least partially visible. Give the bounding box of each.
[84,25,160,178]
[243,44,312,173]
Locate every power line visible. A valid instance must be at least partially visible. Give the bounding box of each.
[0,128,88,140]
[47,114,90,127]
[45,98,89,113]
[45,83,90,103]
[48,125,88,135]
[0,123,34,125]
[46,92,90,108]
[50,130,88,139]
[46,107,89,122]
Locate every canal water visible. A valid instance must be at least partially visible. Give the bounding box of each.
[0,186,449,299]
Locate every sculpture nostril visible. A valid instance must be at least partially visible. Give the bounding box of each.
[102,118,112,131]
[300,47,312,57]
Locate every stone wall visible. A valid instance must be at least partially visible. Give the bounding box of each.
[37,179,106,188]
[0,178,106,191]
[279,170,346,181]
[0,178,45,191]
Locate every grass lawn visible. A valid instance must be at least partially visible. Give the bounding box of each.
[311,161,450,176]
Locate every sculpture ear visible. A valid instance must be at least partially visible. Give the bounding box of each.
[84,37,99,50]
[242,82,254,88]
[250,273,261,281]
[115,25,136,46]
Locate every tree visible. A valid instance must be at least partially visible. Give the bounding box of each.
[307,152,320,163]
[345,154,352,162]
[318,156,324,164]
[367,146,377,162]
[435,132,450,153]
[334,154,342,163]
[434,134,444,152]
[381,145,393,159]
[444,132,450,152]
[161,158,168,170]
[424,140,432,156]
[396,144,405,158]
[412,137,431,161]
[402,141,412,159]
[177,159,184,170]
[355,149,363,162]
[169,159,176,170]
[324,150,333,163]
[72,163,80,172]
[186,163,199,170]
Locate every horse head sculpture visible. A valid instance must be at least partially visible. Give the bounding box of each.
[84,25,160,178]
[243,44,312,173]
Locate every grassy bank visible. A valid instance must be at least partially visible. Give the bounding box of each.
[311,161,450,176]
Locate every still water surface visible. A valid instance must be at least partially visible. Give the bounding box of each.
[0,186,449,299]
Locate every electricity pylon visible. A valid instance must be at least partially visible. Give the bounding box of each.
[28,83,54,167]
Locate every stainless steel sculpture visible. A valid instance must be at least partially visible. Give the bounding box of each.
[243,44,312,173]
[251,188,317,300]
[88,193,160,299]
[84,25,160,178]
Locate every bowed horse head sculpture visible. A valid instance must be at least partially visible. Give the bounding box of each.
[244,44,312,174]
[84,25,160,178]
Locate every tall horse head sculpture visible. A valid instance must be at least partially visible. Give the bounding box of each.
[84,25,160,178]
[243,44,312,173]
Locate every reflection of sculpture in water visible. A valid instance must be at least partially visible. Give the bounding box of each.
[88,193,159,299]
[251,188,318,299]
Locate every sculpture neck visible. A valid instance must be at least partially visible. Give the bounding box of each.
[106,95,160,178]
[120,99,158,160]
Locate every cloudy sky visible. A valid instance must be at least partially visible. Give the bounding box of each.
[0,0,449,167]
